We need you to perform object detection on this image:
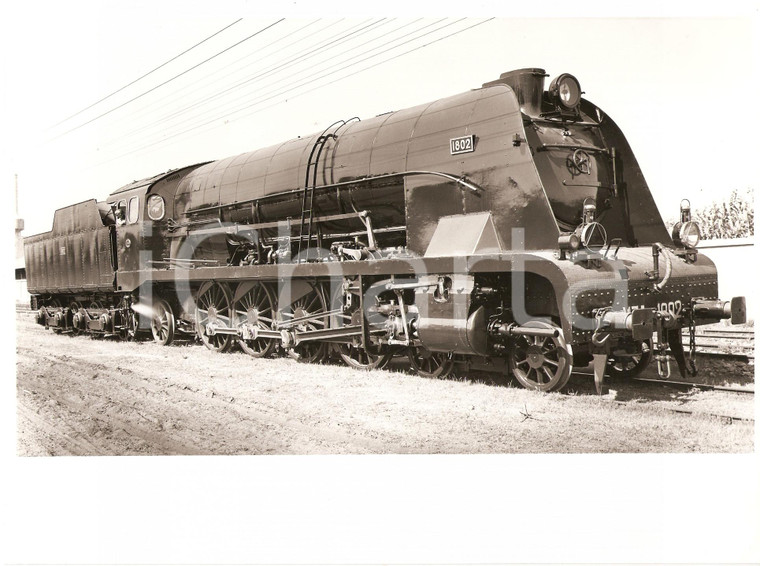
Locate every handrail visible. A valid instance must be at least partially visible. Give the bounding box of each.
[185,170,483,217]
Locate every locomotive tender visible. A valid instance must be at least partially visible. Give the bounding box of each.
[25,67,746,393]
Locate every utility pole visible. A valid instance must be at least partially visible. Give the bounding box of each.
[15,173,24,236]
[15,173,28,304]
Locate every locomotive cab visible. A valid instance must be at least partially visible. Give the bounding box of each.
[106,164,208,277]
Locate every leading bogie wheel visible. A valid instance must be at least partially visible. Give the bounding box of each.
[408,347,454,378]
[607,339,652,378]
[508,320,573,392]
[232,281,276,358]
[195,281,234,352]
[150,298,175,346]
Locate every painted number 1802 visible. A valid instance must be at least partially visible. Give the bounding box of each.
[657,300,682,317]
[450,135,475,155]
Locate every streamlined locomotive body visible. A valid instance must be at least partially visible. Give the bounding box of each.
[25,68,745,392]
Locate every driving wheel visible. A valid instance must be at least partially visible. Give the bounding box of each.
[332,279,392,370]
[196,281,234,352]
[232,282,276,358]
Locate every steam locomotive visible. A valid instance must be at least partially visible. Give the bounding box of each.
[25,67,746,393]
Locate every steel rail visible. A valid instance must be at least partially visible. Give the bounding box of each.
[574,371,754,394]
[630,377,754,395]
[608,399,754,423]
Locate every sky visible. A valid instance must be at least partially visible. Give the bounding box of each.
[2,2,757,237]
[2,2,759,564]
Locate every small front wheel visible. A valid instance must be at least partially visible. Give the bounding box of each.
[508,321,573,392]
[607,340,652,378]
[408,347,454,379]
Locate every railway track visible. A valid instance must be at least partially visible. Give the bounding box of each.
[631,376,754,394]
[684,326,755,359]
[608,399,754,423]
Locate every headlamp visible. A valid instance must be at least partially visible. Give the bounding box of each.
[558,232,581,251]
[672,199,701,249]
[549,73,582,110]
[578,222,608,253]
[672,221,701,249]
[557,232,581,260]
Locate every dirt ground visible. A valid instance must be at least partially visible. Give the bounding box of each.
[15,311,755,455]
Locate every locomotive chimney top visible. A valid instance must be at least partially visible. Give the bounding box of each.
[482,67,547,116]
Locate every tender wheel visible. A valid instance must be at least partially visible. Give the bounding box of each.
[277,280,329,363]
[408,347,454,378]
[150,298,175,346]
[232,282,276,358]
[85,301,107,339]
[48,299,63,333]
[195,281,234,352]
[508,320,573,392]
[69,301,82,335]
[332,279,392,370]
[607,340,652,378]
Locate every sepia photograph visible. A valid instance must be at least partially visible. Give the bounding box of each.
[4,1,758,564]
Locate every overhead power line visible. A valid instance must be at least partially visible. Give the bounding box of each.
[50,18,244,129]
[51,18,285,141]
[97,19,336,144]
[119,18,456,151]
[97,19,374,148]
[91,18,494,167]
[101,18,394,150]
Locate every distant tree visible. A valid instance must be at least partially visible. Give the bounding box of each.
[667,189,754,240]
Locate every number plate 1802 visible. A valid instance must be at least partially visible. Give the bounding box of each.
[450,134,475,155]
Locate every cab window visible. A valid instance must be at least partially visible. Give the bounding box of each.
[115,200,127,225]
[127,196,139,224]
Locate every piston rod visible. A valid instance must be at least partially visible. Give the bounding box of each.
[492,322,560,339]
